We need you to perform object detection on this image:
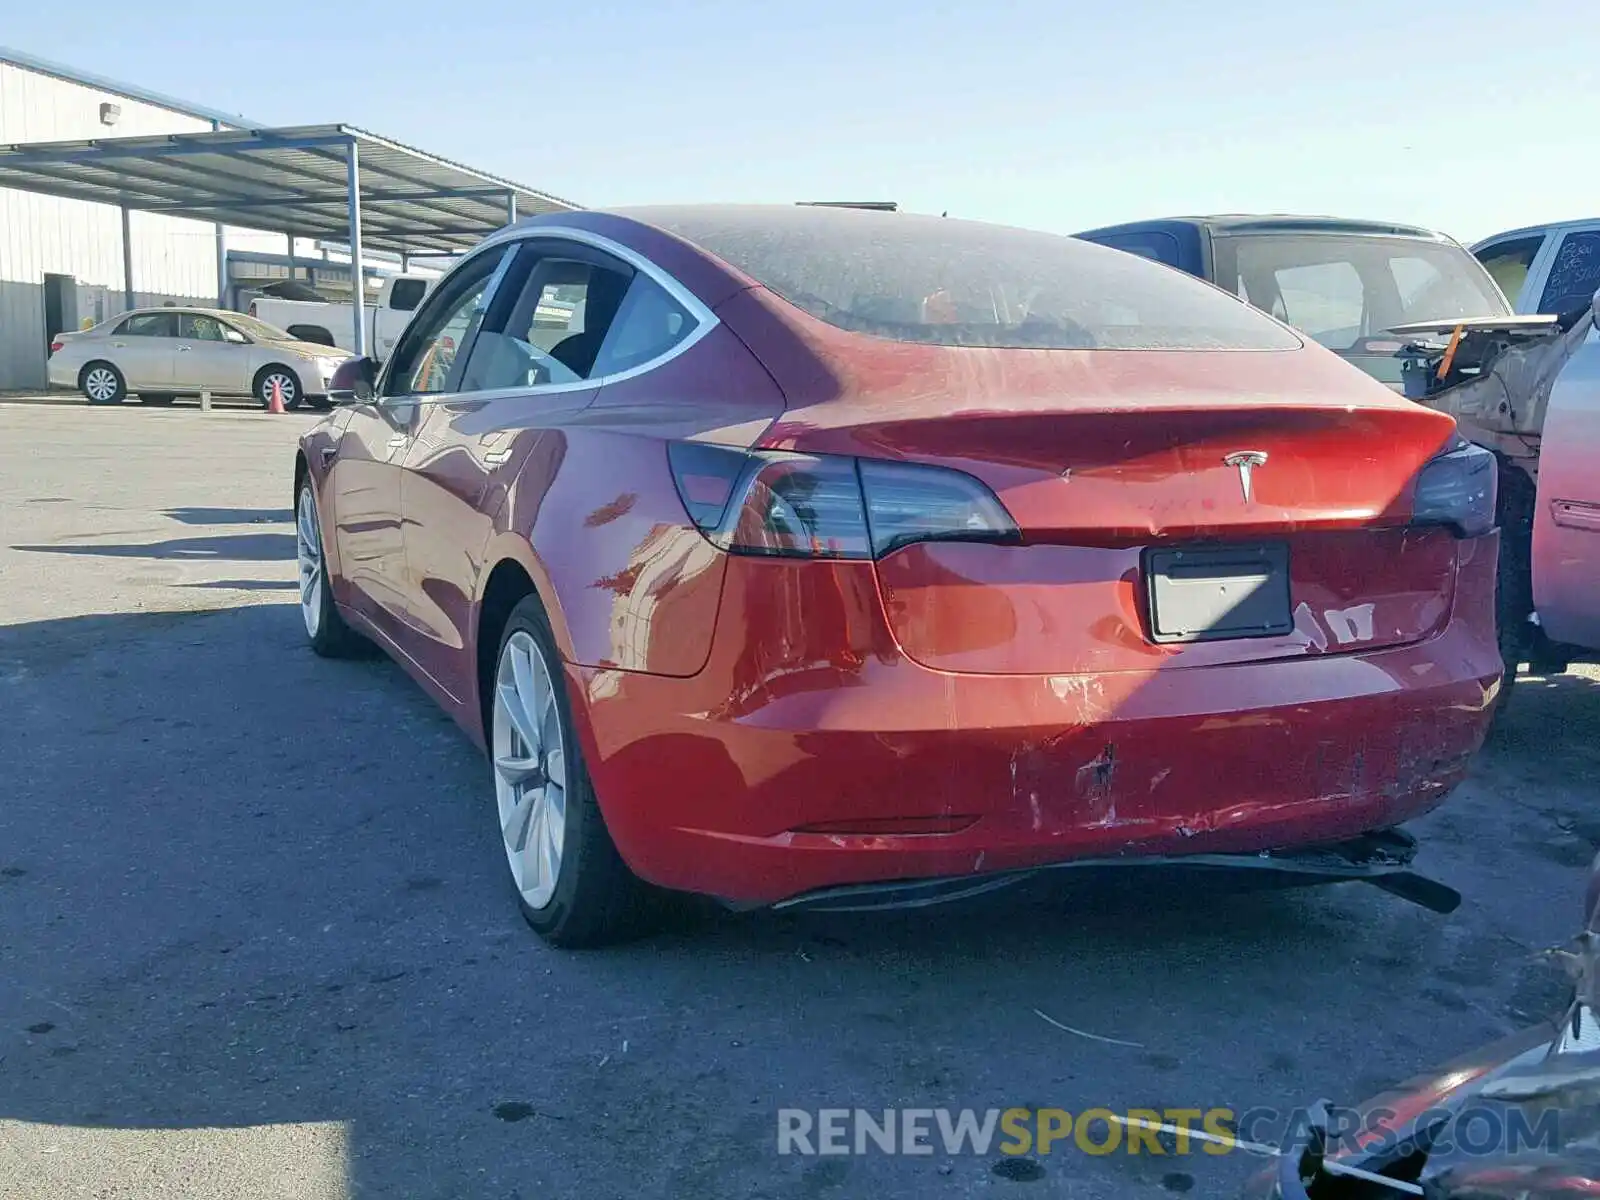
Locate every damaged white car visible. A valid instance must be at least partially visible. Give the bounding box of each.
[1391,299,1600,710]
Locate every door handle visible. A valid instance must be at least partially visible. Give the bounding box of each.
[1552,499,1600,532]
[111,341,126,348]
[386,435,409,451]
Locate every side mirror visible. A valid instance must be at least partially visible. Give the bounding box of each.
[328,356,379,404]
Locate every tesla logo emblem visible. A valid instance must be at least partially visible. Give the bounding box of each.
[1222,450,1269,503]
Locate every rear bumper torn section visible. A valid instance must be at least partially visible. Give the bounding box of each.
[764,827,1460,915]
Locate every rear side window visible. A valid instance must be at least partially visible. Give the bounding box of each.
[117,312,177,337]
[590,275,698,377]
[388,278,428,312]
[1475,235,1545,306]
[1538,232,1600,315]
[629,206,1298,350]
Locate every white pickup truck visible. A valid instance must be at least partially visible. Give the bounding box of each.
[1473,220,1600,316]
[246,274,433,360]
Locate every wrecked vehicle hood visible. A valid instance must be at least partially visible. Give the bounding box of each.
[1242,855,1600,1199]
[1385,312,1595,449]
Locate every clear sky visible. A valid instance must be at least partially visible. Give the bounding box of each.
[7,0,1596,243]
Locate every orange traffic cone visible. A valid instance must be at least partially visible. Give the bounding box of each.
[267,377,286,414]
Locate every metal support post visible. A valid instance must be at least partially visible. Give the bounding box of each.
[212,120,227,307]
[345,140,367,357]
[120,204,134,311]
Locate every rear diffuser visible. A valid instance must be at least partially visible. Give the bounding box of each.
[766,828,1460,915]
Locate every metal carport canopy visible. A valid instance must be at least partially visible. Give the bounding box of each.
[0,123,577,355]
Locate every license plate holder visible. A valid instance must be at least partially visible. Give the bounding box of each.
[1145,542,1292,644]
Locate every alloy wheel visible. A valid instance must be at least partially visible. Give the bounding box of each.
[85,368,119,402]
[296,487,323,637]
[492,631,568,910]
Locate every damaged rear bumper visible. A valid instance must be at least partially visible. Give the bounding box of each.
[575,539,1499,908]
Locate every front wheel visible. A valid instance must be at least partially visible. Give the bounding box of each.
[296,480,366,658]
[491,598,649,947]
[80,362,125,405]
[255,365,304,411]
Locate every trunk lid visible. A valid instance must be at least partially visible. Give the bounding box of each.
[755,335,1462,673]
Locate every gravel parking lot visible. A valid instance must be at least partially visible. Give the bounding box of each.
[4,398,1600,1199]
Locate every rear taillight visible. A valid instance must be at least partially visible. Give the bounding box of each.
[49,340,63,355]
[1410,442,1497,537]
[667,443,1019,560]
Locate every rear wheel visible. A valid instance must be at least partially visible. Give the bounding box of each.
[79,362,125,405]
[491,597,649,946]
[255,365,304,411]
[1492,466,1537,721]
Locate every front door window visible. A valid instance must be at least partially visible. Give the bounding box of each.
[384,247,513,398]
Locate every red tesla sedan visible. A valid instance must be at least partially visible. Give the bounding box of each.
[295,205,1502,945]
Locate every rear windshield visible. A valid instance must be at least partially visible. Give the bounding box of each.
[1211,232,1510,352]
[226,312,297,341]
[622,206,1300,351]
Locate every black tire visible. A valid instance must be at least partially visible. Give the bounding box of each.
[254,365,305,411]
[137,393,176,406]
[79,361,126,406]
[492,596,651,947]
[296,479,367,659]
[1492,466,1537,721]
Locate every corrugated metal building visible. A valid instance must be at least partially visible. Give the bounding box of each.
[0,49,286,389]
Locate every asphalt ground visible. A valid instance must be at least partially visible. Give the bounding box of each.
[3,396,1599,1199]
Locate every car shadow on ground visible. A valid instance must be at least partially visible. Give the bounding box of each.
[0,604,1594,1199]
[180,578,298,592]
[162,507,294,526]
[10,532,294,562]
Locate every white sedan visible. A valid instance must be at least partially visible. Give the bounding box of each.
[48,307,351,410]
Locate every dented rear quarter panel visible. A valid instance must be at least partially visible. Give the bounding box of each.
[474,314,787,680]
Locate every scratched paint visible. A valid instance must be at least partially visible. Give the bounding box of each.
[1324,603,1377,644]
[1050,675,1110,721]
[1293,601,1330,652]
[1077,743,1118,825]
